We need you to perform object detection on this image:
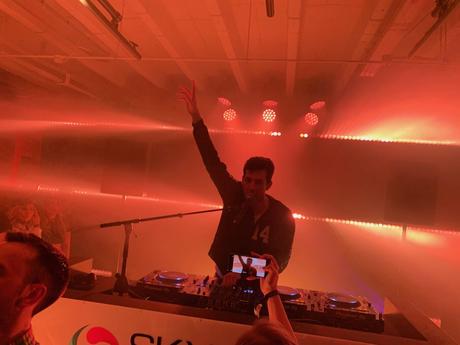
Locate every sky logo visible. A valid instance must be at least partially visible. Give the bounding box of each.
[70,325,119,345]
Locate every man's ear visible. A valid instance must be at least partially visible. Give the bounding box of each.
[16,284,47,310]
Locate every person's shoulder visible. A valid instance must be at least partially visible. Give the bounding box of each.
[268,195,291,214]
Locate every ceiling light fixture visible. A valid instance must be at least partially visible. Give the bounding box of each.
[262,109,276,122]
[223,108,237,121]
[217,97,232,106]
[309,100,326,110]
[304,112,319,126]
[262,100,278,108]
[266,0,275,17]
[81,0,141,59]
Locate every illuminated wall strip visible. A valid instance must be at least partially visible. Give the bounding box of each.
[299,215,460,235]
[318,134,457,146]
[0,120,188,133]
[6,182,460,235]
[1,120,458,146]
[209,128,282,136]
[0,120,284,137]
[304,216,400,229]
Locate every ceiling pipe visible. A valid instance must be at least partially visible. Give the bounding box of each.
[0,54,455,65]
[266,0,275,17]
[80,0,141,59]
[97,0,122,26]
[408,0,460,57]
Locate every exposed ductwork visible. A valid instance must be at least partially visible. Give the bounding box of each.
[408,0,460,57]
[80,0,141,59]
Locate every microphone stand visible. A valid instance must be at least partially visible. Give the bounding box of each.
[100,207,223,296]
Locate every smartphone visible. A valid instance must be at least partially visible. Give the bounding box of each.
[229,254,268,278]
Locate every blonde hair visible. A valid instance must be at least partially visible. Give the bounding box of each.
[236,320,297,345]
[7,200,38,224]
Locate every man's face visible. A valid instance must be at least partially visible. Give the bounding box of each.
[0,236,33,329]
[242,170,271,201]
[16,203,35,223]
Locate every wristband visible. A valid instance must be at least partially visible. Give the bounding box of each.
[253,289,279,318]
[263,289,279,301]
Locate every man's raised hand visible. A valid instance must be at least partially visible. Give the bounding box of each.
[177,80,202,123]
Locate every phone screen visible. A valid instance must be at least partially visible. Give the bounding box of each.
[231,255,267,278]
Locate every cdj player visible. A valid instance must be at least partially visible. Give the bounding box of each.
[135,270,384,333]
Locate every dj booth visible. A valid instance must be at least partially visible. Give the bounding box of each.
[32,268,456,345]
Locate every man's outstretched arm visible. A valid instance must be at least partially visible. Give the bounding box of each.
[178,81,239,202]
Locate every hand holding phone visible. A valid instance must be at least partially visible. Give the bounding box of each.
[257,254,279,295]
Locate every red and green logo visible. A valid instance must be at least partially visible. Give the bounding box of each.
[70,325,119,345]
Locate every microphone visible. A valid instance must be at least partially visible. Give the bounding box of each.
[233,198,251,224]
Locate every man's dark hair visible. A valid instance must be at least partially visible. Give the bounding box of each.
[243,156,275,184]
[5,232,69,314]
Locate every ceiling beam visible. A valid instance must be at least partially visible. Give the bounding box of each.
[408,0,460,57]
[0,1,41,32]
[285,0,302,96]
[356,0,407,76]
[332,0,407,98]
[0,0,126,88]
[0,56,96,98]
[0,33,98,99]
[52,0,168,90]
[205,0,248,93]
[134,0,203,88]
[0,59,55,89]
[0,53,454,65]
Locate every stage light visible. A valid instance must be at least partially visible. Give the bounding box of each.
[218,97,232,106]
[304,112,319,126]
[223,108,237,121]
[262,109,276,122]
[310,100,326,110]
[299,133,309,138]
[262,100,278,108]
[270,131,281,136]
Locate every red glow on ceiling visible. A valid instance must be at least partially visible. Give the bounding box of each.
[262,109,276,122]
[223,108,237,121]
[262,100,278,108]
[304,112,319,126]
[217,97,232,106]
[310,100,326,110]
